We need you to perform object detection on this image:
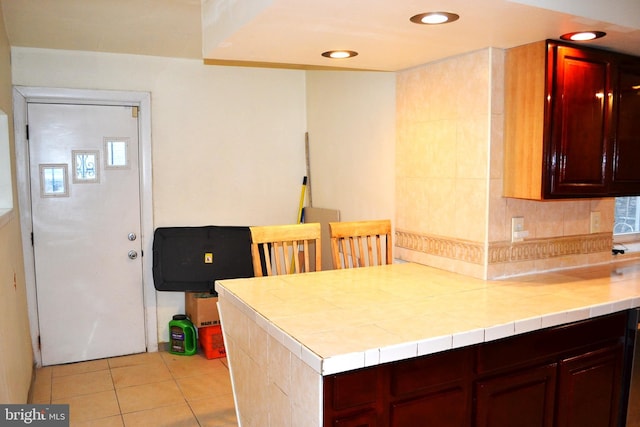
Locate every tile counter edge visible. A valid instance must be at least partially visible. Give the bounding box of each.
[216,283,640,375]
[216,280,640,377]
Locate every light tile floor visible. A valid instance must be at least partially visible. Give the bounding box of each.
[30,350,238,427]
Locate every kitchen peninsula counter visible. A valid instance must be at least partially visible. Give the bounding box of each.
[215,261,640,427]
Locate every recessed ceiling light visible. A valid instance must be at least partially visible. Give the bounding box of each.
[560,31,606,41]
[321,50,358,59]
[410,12,459,25]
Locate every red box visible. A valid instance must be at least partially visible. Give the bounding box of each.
[199,325,226,359]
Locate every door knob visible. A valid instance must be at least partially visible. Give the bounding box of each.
[128,250,138,260]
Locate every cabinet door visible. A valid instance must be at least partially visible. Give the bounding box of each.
[389,387,468,427]
[555,344,624,427]
[546,44,613,197]
[324,368,380,426]
[475,363,557,427]
[611,62,640,194]
[388,346,472,427]
[332,410,378,427]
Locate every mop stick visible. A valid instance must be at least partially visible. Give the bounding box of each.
[296,176,307,224]
[290,176,307,274]
[305,132,313,209]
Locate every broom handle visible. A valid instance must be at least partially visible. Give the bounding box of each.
[305,132,313,208]
[296,176,307,224]
[291,176,307,273]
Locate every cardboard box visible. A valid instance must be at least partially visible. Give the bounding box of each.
[199,325,226,359]
[185,292,220,327]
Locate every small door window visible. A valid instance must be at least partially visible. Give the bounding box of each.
[40,164,68,197]
[104,138,129,169]
[72,150,100,183]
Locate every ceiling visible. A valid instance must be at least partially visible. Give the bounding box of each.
[2,0,640,72]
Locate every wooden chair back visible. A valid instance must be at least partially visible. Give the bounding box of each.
[329,220,392,269]
[250,223,322,277]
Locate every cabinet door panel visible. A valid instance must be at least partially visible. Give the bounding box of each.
[611,64,640,193]
[390,347,471,397]
[332,410,378,427]
[556,344,624,427]
[328,368,378,411]
[390,387,468,427]
[475,363,557,427]
[547,45,613,197]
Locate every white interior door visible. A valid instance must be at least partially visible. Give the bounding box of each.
[28,102,146,366]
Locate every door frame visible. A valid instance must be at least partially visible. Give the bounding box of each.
[13,86,157,366]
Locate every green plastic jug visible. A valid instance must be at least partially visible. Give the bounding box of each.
[169,314,197,356]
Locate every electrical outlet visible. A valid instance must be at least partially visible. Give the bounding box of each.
[511,217,527,242]
[590,211,601,233]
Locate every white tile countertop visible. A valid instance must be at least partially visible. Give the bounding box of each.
[215,261,640,376]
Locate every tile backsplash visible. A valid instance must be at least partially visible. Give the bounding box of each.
[395,47,615,279]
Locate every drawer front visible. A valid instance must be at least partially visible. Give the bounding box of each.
[326,368,378,411]
[477,312,627,374]
[390,347,472,397]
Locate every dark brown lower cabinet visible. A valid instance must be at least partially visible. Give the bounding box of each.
[555,344,624,427]
[323,312,629,427]
[332,410,377,427]
[390,386,468,427]
[323,347,473,427]
[475,363,557,427]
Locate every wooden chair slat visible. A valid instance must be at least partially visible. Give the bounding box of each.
[250,223,322,277]
[329,220,392,269]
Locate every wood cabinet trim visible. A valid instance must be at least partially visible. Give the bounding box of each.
[504,40,547,200]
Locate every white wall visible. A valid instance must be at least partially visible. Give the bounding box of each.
[305,71,396,222]
[11,48,309,227]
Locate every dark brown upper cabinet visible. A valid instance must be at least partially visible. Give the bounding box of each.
[611,61,640,194]
[504,40,640,200]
